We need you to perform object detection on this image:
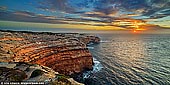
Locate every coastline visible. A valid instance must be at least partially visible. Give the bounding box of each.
[0,29,100,84]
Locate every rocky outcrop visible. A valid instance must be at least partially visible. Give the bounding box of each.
[0,62,83,85]
[0,67,27,82]
[78,35,100,45]
[0,30,100,75]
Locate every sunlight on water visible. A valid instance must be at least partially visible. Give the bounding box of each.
[87,33,170,85]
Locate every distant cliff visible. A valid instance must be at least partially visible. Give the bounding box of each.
[0,30,100,75]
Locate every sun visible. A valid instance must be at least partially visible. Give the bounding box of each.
[132,29,139,33]
[133,30,137,33]
[131,21,146,33]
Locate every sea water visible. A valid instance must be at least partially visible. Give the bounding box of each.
[85,33,170,85]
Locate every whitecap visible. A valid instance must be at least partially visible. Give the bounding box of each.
[100,40,110,43]
[87,46,94,49]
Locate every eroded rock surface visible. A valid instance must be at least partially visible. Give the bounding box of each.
[0,30,100,75]
[0,67,27,82]
[0,62,83,85]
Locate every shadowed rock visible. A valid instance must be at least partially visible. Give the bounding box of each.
[0,67,27,82]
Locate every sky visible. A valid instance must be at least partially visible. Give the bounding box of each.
[0,0,170,31]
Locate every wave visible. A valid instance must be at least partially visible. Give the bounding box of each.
[82,58,103,79]
[100,40,111,43]
[87,46,94,49]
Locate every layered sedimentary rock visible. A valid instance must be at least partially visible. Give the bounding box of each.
[0,30,100,75]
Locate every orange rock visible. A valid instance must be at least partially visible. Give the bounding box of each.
[0,30,100,75]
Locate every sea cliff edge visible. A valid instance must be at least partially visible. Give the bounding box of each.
[0,30,100,83]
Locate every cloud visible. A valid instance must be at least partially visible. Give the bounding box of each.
[143,0,170,16]
[29,0,170,23]
[0,9,148,30]
[13,11,35,17]
[83,11,112,20]
[0,6,7,11]
[0,11,106,26]
[0,0,169,29]
[0,11,66,24]
[37,0,76,13]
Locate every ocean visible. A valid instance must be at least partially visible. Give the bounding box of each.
[82,33,170,85]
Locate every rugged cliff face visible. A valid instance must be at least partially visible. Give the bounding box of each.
[0,30,100,75]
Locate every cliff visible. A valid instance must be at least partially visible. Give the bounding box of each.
[0,30,100,75]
